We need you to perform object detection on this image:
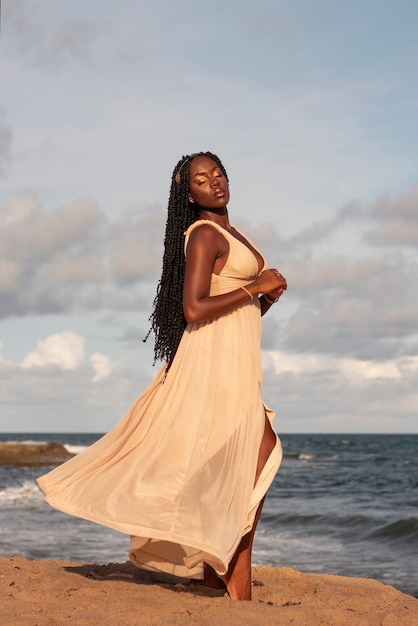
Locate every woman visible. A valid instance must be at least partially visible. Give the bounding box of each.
[37,151,287,601]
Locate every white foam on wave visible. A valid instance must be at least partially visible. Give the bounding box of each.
[63,444,87,455]
[0,440,88,455]
[0,480,44,506]
[0,440,48,446]
[298,453,317,461]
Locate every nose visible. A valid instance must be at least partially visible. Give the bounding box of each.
[211,176,220,188]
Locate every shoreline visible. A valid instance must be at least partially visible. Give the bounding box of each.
[1,556,417,625]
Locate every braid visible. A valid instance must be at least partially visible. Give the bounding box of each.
[145,151,229,365]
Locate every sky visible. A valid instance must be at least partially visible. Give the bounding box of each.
[1,0,417,433]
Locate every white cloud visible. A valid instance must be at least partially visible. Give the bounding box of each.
[262,349,418,434]
[0,192,163,317]
[338,358,402,381]
[265,350,325,375]
[366,184,418,247]
[264,349,418,384]
[20,331,85,370]
[0,121,13,178]
[0,194,103,262]
[3,0,101,69]
[339,355,418,382]
[90,352,113,382]
[0,258,20,290]
[1,190,39,226]
[0,350,153,432]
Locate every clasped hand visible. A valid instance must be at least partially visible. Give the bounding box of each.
[254,268,287,300]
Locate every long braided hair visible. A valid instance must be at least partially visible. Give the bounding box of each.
[145,151,229,366]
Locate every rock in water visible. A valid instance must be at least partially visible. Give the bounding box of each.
[0,442,75,466]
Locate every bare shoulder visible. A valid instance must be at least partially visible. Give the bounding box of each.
[187,222,225,250]
[186,222,229,272]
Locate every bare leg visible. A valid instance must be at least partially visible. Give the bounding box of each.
[200,563,227,589]
[220,416,277,600]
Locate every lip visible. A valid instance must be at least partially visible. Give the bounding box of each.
[214,189,225,198]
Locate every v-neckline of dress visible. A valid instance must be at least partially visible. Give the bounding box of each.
[196,219,265,274]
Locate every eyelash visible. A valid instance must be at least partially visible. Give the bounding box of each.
[196,172,222,185]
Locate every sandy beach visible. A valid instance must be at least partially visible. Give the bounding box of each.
[1,556,417,625]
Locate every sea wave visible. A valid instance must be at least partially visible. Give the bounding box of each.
[298,453,318,461]
[284,452,340,463]
[368,517,418,542]
[262,508,418,545]
[0,440,85,454]
[263,511,373,529]
[63,444,87,455]
[0,480,43,507]
[0,440,48,446]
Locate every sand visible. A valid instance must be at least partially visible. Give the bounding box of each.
[1,556,417,625]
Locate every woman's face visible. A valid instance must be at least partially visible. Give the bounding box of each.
[188,156,230,210]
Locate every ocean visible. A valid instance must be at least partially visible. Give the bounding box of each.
[1,433,417,598]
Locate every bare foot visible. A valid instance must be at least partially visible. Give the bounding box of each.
[219,554,252,601]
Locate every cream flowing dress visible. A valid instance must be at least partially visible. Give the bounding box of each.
[37,220,283,579]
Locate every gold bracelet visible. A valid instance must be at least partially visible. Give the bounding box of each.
[240,286,254,300]
[264,293,279,305]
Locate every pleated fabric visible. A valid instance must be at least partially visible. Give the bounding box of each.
[37,220,283,579]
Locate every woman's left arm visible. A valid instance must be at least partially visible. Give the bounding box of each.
[259,287,286,316]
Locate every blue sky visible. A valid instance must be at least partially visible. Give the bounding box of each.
[1,0,417,433]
